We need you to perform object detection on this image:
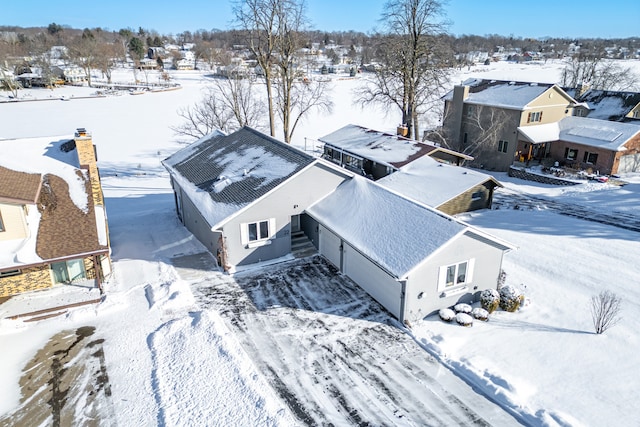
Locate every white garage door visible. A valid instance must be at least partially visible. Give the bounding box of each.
[318,225,342,269]
[343,243,403,319]
[618,153,640,173]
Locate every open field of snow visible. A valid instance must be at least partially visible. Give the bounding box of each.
[1,59,640,426]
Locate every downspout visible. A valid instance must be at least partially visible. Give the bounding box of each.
[399,279,407,325]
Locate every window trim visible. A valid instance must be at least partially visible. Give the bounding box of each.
[498,140,509,153]
[527,111,543,123]
[471,190,484,201]
[0,269,21,278]
[565,147,578,161]
[438,259,475,293]
[583,151,598,164]
[241,218,276,248]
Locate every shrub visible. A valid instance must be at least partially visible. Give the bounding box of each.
[590,290,622,334]
[439,308,455,322]
[453,303,472,314]
[472,307,489,321]
[480,289,500,313]
[455,313,473,327]
[499,285,524,312]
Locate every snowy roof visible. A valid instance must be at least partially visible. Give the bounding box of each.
[0,135,105,269]
[377,156,501,208]
[444,79,566,110]
[307,177,469,279]
[565,88,640,121]
[518,116,640,150]
[319,124,467,169]
[163,127,314,229]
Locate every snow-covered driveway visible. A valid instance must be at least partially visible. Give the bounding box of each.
[190,256,522,426]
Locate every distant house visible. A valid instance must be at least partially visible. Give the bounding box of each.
[517,116,640,175]
[565,88,640,122]
[163,127,514,321]
[0,129,111,297]
[442,79,578,171]
[320,124,472,179]
[377,155,502,215]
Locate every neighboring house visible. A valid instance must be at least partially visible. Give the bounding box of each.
[377,155,502,215]
[442,79,578,171]
[320,124,472,179]
[163,127,514,321]
[565,88,640,122]
[0,129,111,297]
[517,116,640,175]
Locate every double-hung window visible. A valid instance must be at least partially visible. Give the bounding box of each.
[498,140,509,153]
[438,259,475,292]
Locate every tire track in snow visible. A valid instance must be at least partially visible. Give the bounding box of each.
[193,256,519,426]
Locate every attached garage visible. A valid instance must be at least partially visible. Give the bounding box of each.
[341,242,403,319]
[306,177,515,323]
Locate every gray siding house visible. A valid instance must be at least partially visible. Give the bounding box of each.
[306,177,513,322]
[163,127,514,322]
[162,127,350,270]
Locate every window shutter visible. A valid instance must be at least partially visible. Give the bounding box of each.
[527,112,531,123]
[240,223,248,245]
[268,218,276,239]
[438,265,448,290]
[466,259,475,284]
[539,111,543,122]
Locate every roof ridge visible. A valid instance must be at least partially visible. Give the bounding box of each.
[242,126,314,160]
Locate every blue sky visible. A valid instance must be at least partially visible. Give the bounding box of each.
[1,0,638,39]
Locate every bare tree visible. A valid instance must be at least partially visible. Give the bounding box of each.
[590,290,622,335]
[172,75,266,139]
[426,104,510,159]
[67,29,98,86]
[274,78,333,142]
[356,0,451,140]
[233,0,281,137]
[0,68,21,98]
[561,55,639,91]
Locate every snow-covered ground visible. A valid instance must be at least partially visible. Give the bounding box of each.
[1,59,640,426]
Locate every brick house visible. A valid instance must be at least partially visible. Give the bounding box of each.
[0,129,111,297]
[518,116,640,175]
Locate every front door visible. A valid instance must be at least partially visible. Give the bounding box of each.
[291,215,301,233]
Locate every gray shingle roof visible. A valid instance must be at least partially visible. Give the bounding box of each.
[163,127,314,225]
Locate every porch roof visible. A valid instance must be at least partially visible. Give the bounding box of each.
[519,116,640,151]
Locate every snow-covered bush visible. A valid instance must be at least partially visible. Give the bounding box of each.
[499,285,524,312]
[455,313,473,327]
[439,308,455,322]
[480,289,500,313]
[453,303,472,314]
[472,307,489,321]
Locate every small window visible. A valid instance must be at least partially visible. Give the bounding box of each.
[583,152,598,164]
[527,111,543,123]
[0,269,21,278]
[498,140,509,153]
[633,111,639,118]
[463,133,468,145]
[565,147,578,161]
[241,219,276,247]
[471,190,483,201]
[438,260,474,292]
[248,220,270,242]
[51,259,87,284]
